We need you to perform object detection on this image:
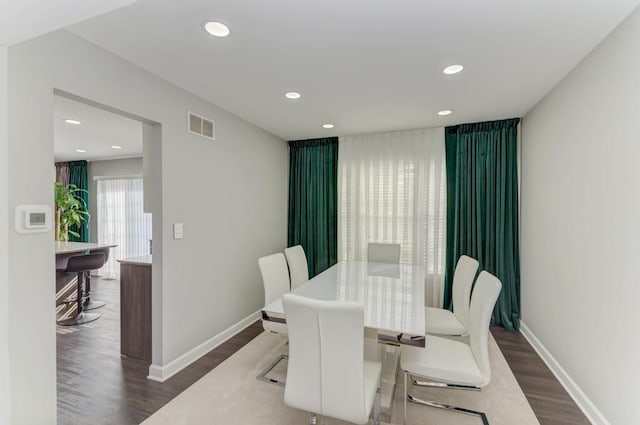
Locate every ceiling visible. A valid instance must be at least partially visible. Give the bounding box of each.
[54,95,142,162]
[68,0,639,141]
[0,0,137,46]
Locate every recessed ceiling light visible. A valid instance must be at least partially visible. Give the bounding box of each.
[322,124,334,129]
[443,64,464,75]
[204,21,230,37]
[438,110,453,116]
[64,119,81,125]
[285,91,301,100]
[111,145,123,149]
[75,149,87,153]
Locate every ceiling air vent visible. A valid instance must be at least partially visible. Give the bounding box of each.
[187,110,215,141]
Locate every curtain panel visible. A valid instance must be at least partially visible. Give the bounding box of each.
[68,160,90,243]
[55,162,70,186]
[97,177,152,277]
[338,129,447,307]
[288,137,339,278]
[444,118,520,330]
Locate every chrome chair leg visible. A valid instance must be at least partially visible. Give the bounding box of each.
[411,377,481,391]
[373,388,381,425]
[404,372,489,425]
[403,371,408,425]
[256,353,288,387]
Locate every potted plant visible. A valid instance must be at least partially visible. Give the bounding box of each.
[54,182,90,241]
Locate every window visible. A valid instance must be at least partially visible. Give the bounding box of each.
[96,177,152,277]
[338,128,446,306]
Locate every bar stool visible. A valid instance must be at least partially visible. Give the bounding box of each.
[84,248,109,310]
[57,252,106,326]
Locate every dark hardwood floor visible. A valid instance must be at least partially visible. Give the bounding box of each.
[58,278,590,425]
[56,276,264,425]
[491,327,591,425]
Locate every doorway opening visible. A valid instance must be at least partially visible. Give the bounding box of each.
[53,91,161,424]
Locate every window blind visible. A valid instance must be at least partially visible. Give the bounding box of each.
[96,177,152,278]
[338,128,447,306]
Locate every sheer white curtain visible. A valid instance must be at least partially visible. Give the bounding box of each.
[338,128,447,307]
[96,177,152,278]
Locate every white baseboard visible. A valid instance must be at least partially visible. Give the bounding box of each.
[519,321,610,425]
[147,310,261,382]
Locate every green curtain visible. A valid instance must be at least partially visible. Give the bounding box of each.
[288,138,338,278]
[444,118,520,330]
[68,160,90,242]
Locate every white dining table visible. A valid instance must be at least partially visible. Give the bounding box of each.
[262,260,426,346]
[261,260,426,409]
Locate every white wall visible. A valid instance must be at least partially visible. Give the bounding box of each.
[7,39,59,423]
[0,45,12,425]
[521,7,640,425]
[7,30,288,424]
[87,156,144,242]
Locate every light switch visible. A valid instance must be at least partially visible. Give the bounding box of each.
[173,222,184,239]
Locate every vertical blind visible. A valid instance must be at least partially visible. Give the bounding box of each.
[338,128,447,307]
[96,177,152,277]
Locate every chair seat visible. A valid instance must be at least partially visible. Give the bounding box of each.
[401,335,483,386]
[425,307,467,336]
[262,319,288,335]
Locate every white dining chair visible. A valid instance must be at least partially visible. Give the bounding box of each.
[283,293,382,425]
[425,255,479,336]
[284,245,309,290]
[400,271,502,425]
[367,242,401,264]
[257,252,291,386]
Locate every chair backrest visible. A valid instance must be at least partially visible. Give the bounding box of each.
[284,245,309,290]
[367,242,401,264]
[258,253,290,306]
[66,252,106,273]
[468,271,502,387]
[283,294,369,424]
[452,255,480,329]
[90,248,110,263]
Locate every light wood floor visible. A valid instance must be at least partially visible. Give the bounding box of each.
[57,277,590,425]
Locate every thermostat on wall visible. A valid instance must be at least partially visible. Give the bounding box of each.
[15,205,52,234]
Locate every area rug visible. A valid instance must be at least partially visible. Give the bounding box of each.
[141,331,539,425]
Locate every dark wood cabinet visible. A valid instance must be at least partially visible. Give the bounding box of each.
[120,261,152,362]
